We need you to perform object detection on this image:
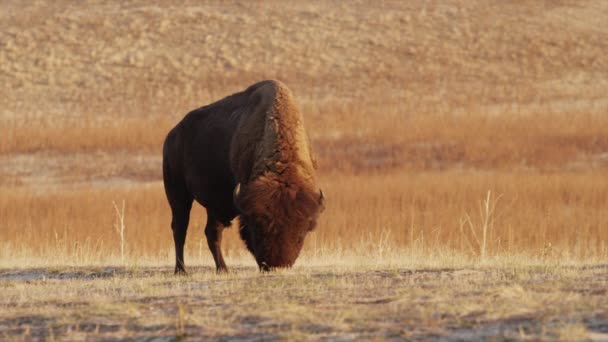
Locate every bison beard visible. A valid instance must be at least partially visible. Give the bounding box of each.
[162,80,324,274]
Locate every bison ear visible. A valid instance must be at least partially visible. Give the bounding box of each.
[233,183,244,213]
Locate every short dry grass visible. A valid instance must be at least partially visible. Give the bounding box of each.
[1,260,607,340]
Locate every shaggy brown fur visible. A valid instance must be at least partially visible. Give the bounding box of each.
[163,80,323,274]
[231,80,323,269]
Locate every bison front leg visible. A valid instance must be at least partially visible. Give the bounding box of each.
[205,213,228,272]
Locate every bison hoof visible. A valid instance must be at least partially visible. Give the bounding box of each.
[174,268,188,276]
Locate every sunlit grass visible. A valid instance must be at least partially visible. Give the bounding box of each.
[2,0,608,339]
[2,170,607,269]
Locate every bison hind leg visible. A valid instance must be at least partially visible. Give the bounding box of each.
[170,200,193,275]
[163,170,193,275]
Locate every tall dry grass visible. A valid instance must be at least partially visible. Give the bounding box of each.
[2,170,607,268]
[1,99,608,267]
[0,116,173,155]
[2,97,607,267]
[3,111,608,174]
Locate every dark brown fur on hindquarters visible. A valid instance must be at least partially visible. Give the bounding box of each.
[163,80,324,274]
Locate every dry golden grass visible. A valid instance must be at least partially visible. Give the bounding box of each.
[0,116,173,155]
[1,263,607,340]
[2,0,608,340]
[2,0,607,120]
[2,170,607,267]
[2,111,608,186]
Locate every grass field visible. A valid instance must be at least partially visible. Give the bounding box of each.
[1,263,607,340]
[1,1,608,340]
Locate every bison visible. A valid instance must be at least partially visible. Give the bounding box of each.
[163,80,324,274]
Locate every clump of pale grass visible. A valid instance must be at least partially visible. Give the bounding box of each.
[112,200,126,264]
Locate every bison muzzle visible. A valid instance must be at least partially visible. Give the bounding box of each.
[162,80,324,274]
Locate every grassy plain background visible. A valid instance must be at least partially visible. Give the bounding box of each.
[1,1,608,264]
[2,1,608,340]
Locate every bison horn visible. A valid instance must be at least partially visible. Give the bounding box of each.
[234,183,241,198]
[319,189,325,210]
[233,183,243,213]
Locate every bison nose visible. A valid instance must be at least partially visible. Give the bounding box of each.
[256,256,294,271]
[255,251,298,271]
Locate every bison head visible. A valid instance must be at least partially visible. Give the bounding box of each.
[234,177,324,270]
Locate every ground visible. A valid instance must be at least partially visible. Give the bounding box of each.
[1,261,607,341]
